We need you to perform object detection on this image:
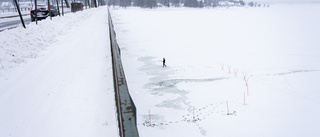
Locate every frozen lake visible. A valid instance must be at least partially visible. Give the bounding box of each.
[111,5,320,137]
[0,4,319,137]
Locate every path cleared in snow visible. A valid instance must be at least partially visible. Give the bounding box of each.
[0,7,118,137]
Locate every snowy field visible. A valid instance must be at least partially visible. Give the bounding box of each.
[0,4,320,137]
[110,5,320,137]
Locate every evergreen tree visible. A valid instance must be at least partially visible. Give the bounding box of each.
[172,0,180,7]
[248,1,254,7]
[212,0,219,7]
[134,0,145,7]
[239,0,245,6]
[199,0,203,8]
[184,0,198,7]
[163,0,170,7]
[146,0,157,8]
[108,0,118,6]
[119,0,131,7]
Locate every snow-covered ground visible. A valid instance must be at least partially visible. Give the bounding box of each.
[0,7,118,137]
[110,5,320,137]
[0,4,320,137]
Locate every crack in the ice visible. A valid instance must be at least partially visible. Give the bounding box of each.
[271,69,318,76]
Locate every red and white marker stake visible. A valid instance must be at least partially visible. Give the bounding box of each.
[193,106,195,121]
[226,101,229,115]
[220,64,224,70]
[247,85,249,96]
[234,68,238,77]
[243,72,247,81]
[244,92,246,105]
[149,109,151,126]
[245,78,249,95]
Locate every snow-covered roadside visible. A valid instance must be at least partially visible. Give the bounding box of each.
[0,8,83,73]
[111,5,320,137]
[0,6,117,137]
[0,9,71,23]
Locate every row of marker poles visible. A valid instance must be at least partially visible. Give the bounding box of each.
[220,63,239,78]
[221,63,251,115]
[179,64,250,116]
[222,63,251,96]
[149,65,251,118]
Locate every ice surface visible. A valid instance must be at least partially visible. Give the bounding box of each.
[111,5,320,137]
[0,4,320,137]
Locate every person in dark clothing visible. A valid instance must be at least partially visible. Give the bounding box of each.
[163,58,166,67]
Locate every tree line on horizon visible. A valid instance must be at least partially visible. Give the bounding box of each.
[107,0,247,9]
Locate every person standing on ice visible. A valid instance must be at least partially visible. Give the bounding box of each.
[163,58,166,67]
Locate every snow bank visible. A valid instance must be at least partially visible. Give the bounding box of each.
[0,6,118,137]
[0,8,85,74]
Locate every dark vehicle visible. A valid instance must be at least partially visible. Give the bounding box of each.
[30,4,59,21]
[71,2,83,13]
